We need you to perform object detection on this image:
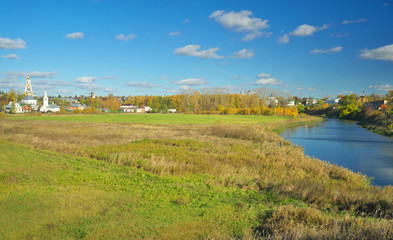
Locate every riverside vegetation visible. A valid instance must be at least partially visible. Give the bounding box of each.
[1,114,393,239]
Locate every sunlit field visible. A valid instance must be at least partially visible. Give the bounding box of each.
[1,115,393,239]
[8,113,286,124]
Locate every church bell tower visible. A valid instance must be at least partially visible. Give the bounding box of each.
[24,74,34,96]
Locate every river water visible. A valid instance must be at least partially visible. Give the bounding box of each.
[280,118,393,186]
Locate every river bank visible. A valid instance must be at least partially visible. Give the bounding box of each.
[306,107,393,137]
[281,118,393,186]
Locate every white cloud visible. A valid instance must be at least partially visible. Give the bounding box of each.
[160,76,168,80]
[2,54,20,59]
[279,24,329,44]
[126,81,159,88]
[360,44,393,62]
[296,86,317,91]
[209,10,270,41]
[78,83,102,90]
[115,33,137,42]
[233,76,241,80]
[179,85,191,90]
[103,76,118,80]
[310,46,343,54]
[65,32,84,39]
[169,31,182,36]
[2,71,56,79]
[255,78,282,85]
[173,78,207,86]
[174,45,224,59]
[0,37,26,49]
[368,84,393,91]
[278,34,289,44]
[74,76,97,83]
[104,87,116,92]
[341,19,368,24]
[232,49,255,58]
[257,73,271,78]
[29,71,57,78]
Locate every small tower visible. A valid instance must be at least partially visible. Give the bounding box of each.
[43,89,48,107]
[91,91,95,99]
[24,74,34,96]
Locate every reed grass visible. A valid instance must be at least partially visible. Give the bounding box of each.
[1,115,392,239]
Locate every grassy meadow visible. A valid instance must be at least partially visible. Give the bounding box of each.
[7,113,286,124]
[1,113,393,239]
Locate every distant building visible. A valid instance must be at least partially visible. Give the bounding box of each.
[90,91,96,99]
[168,108,176,113]
[325,98,341,105]
[21,95,38,110]
[40,90,60,113]
[68,103,87,111]
[24,75,34,96]
[364,100,388,110]
[120,104,136,112]
[287,100,295,106]
[5,102,23,113]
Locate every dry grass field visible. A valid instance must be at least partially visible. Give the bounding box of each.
[1,114,393,239]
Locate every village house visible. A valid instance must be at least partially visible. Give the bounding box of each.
[21,103,32,113]
[68,103,87,111]
[120,104,136,112]
[21,95,38,110]
[364,100,388,110]
[168,108,177,113]
[5,102,23,113]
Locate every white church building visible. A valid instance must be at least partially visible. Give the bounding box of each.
[40,89,60,113]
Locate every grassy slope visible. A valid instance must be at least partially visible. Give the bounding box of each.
[0,141,269,239]
[8,113,286,124]
[1,114,393,239]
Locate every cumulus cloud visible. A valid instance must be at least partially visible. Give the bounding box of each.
[2,54,20,59]
[3,71,56,79]
[104,87,116,92]
[231,49,255,58]
[78,83,102,90]
[278,34,290,44]
[65,32,84,39]
[368,84,393,91]
[296,86,317,91]
[209,10,270,41]
[29,71,57,78]
[74,76,97,83]
[0,37,26,49]
[103,76,118,80]
[310,46,343,54]
[255,78,282,85]
[173,78,207,86]
[174,45,224,59]
[341,19,368,24]
[257,73,271,78]
[360,43,393,62]
[169,31,182,36]
[126,81,159,88]
[115,33,137,42]
[279,24,329,44]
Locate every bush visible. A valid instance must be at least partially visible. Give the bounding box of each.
[0,112,6,119]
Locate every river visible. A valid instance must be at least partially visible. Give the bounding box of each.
[280,118,393,186]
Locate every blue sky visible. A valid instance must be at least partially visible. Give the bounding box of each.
[0,0,392,98]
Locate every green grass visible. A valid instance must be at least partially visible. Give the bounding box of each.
[8,113,286,124]
[0,140,272,239]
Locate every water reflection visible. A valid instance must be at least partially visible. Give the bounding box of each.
[280,119,393,186]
